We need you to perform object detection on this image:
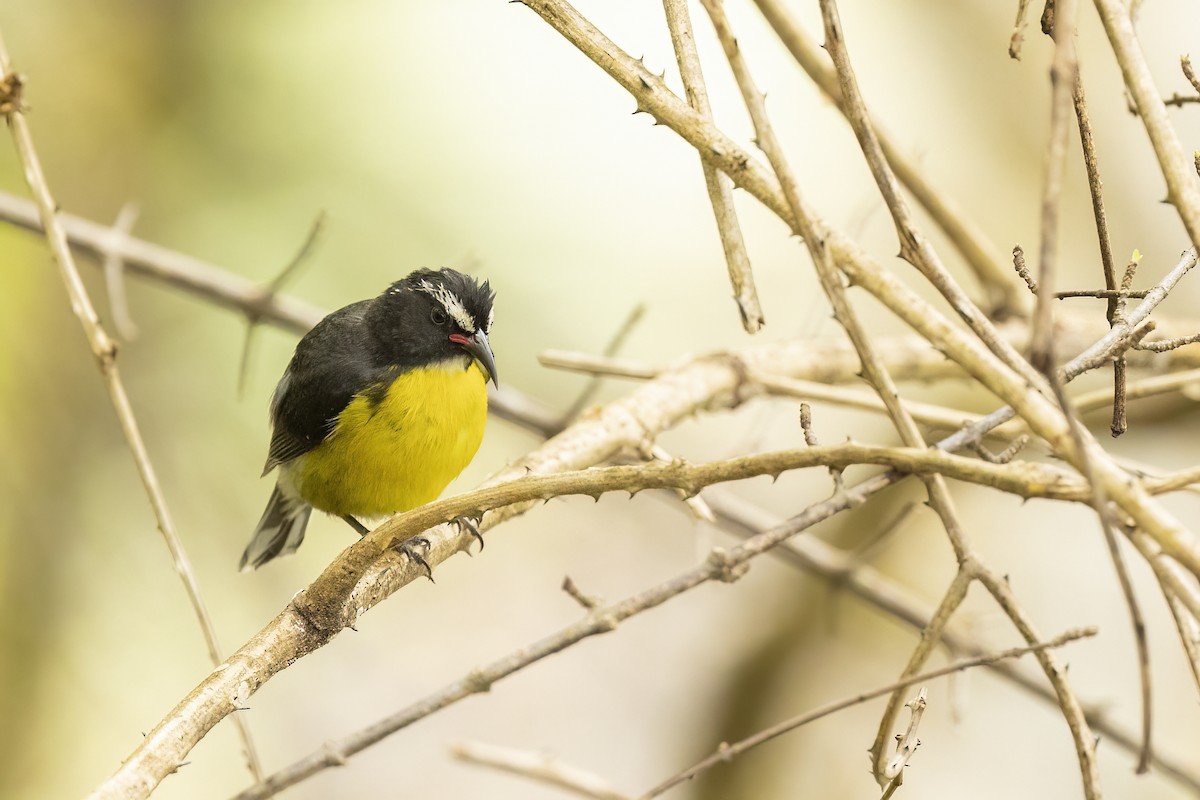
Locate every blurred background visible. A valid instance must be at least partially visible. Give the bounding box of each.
[2,1,1200,798]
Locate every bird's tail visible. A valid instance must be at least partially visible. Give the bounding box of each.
[240,483,312,571]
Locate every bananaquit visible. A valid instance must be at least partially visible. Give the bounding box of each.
[239,268,498,571]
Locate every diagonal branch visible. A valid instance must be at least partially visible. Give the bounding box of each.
[662,0,763,333]
[0,37,264,783]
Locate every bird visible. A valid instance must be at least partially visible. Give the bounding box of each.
[239,268,498,571]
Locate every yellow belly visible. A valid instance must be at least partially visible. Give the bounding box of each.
[294,361,488,517]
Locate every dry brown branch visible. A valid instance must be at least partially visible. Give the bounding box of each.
[451,741,633,800]
[641,628,1094,798]
[1136,331,1200,353]
[662,0,762,333]
[0,36,264,783]
[1067,65,1126,435]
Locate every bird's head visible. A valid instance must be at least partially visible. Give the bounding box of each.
[367,268,498,386]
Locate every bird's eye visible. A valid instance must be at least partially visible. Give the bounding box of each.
[430,308,447,325]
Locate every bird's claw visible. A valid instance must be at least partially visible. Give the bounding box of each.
[393,536,434,582]
[455,516,484,551]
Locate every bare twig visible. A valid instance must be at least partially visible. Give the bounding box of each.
[662,0,763,333]
[451,740,632,800]
[1135,332,1200,352]
[237,210,326,396]
[642,628,1095,798]
[561,575,602,611]
[1029,0,1079,374]
[1010,0,1035,59]
[561,303,646,422]
[0,35,265,784]
[101,201,141,340]
[1056,288,1147,299]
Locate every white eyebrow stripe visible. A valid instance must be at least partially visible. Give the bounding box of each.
[417,279,475,332]
[487,305,494,332]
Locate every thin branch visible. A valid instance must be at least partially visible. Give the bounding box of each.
[451,741,632,800]
[0,36,264,783]
[561,303,647,422]
[643,628,1095,798]
[101,201,141,340]
[1135,332,1200,352]
[663,0,763,333]
[237,210,326,396]
[1029,0,1079,374]
[1052,377,1153,773]
[1010,0,1035,59]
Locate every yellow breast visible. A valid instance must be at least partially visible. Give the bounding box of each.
[293,361,488,517]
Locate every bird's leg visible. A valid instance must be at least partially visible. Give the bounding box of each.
[342,514,433,580]
[455,516,485,551]
[341,515,371,536]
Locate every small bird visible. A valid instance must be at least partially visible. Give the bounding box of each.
[240,268,498,571]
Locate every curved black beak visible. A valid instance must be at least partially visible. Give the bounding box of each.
[452,330,499,387]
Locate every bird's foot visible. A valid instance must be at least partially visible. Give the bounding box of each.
[393,536,434,582]
[455,516,484,551]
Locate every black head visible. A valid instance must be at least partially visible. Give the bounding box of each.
[365,268,498,385]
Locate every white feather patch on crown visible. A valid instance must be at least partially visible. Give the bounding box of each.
[417,279,475,333]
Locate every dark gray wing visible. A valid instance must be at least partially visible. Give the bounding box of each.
[261,299,383,475]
